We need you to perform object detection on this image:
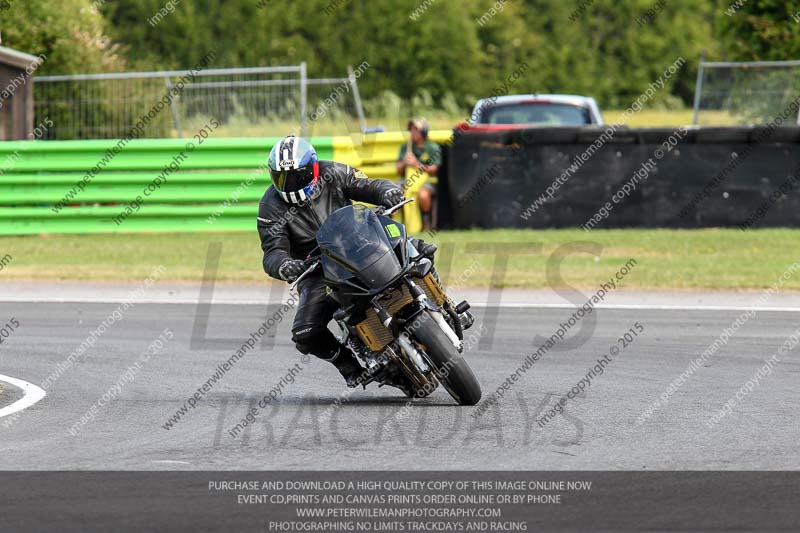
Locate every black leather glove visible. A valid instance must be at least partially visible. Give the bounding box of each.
[278,259,306,282]
[380,188,405,208]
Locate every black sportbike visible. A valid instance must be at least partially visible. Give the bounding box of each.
[294,199,481,405]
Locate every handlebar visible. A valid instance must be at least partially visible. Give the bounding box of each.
[304,245,320,264]
[291,259,320,289]
[377,198,414,217]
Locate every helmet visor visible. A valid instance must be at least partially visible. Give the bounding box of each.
[270,165,314,193]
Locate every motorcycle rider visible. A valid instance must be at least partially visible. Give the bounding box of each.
[258,135,436,387]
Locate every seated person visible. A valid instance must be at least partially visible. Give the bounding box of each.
[395,117,441,232]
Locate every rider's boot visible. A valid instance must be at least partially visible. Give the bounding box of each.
[460,309,475,330]
[409,236,473,330]
[329,346,365,388]
[410,237,437,259]
[295,327,365,388]
[409,237,474,329]
[409,237,440,287]
[409,237,474,333]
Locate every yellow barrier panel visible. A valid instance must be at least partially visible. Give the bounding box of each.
[331,130,451,178]
[332,130,451,233]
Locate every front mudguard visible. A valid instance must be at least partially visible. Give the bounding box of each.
[394,298,437,328]
[396,299,464,353]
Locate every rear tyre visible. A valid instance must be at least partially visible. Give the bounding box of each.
[407,311,481,406]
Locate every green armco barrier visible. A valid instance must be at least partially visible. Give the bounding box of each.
[0,205,260,235]
[0,137,334,235]
[0,172,268,205]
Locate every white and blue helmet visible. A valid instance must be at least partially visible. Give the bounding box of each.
[268,136,320,204]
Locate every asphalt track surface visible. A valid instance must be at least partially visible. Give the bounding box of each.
[1,284,798,471]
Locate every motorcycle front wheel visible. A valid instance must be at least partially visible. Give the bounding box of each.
[407,311,482,406]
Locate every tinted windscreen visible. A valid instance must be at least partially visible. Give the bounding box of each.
[483,103,591,125]
[317,204,394,271]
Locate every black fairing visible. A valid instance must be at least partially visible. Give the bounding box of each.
[317,204,409,295]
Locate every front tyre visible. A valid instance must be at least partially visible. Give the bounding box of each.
[407,311,482,406]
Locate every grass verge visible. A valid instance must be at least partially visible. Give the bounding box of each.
[194,109,707,138]
[1,228,799,290]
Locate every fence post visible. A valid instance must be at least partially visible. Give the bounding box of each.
[164,75,183,138]
[300,62,308,138]
[691,53,706,127]
[348,64,367,134]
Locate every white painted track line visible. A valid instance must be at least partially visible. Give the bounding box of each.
[0,374,46,419]
[1,296,800,312]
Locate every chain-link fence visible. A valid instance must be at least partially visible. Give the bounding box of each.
[692,59,800,126]
[33,63,367,140]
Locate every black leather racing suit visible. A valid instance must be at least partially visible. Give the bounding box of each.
[257,160,399,361]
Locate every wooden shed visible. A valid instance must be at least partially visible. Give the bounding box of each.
[0,45,42,140]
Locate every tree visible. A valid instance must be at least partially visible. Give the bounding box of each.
[1,0,129,138]
[0,0,124,74]
[508,0,717,108]
[2,0,729,133]
[715,0,800,60]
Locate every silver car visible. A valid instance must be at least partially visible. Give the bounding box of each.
[469,94,604,127]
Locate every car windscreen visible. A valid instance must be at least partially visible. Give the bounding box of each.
[483,102,591,125]
[316,204,393,270]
